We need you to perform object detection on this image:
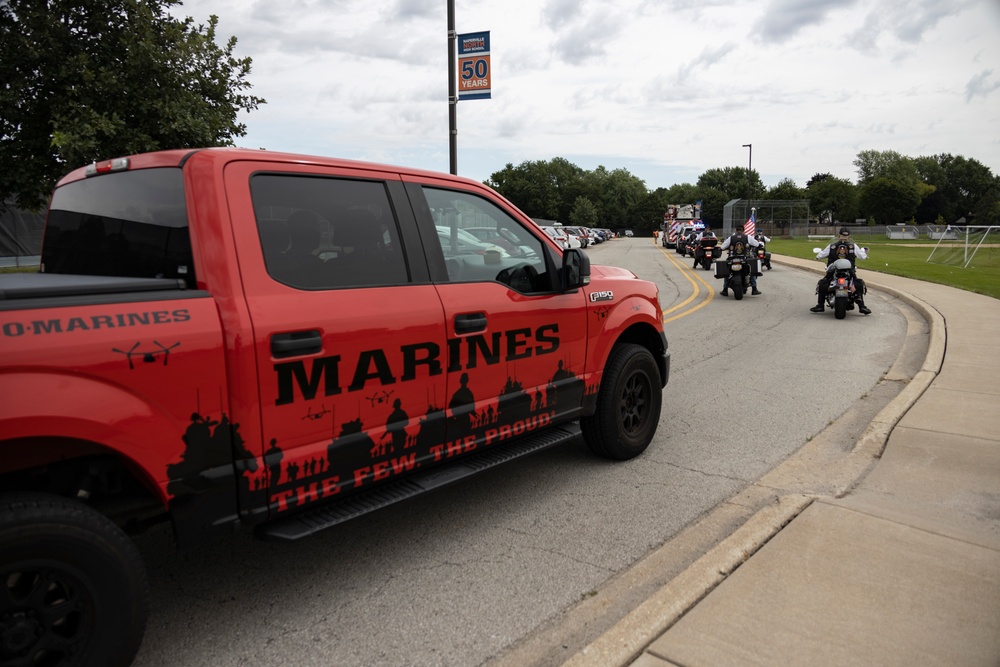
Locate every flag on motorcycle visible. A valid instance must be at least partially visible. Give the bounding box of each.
[745,208,756,237]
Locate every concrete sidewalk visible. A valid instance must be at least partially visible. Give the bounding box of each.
[565,256,1000,667]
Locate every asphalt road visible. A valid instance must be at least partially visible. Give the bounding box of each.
[130,238,917,667]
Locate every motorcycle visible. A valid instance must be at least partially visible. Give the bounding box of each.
[715,252,756,300]
[819,258,861,319]
[694,237,720,270]
[678,234,696,257]
[755,244,772,270]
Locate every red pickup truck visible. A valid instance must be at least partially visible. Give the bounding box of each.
[0,148,668,666]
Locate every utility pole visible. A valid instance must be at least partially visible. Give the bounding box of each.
[448,0,458,174]
[742,143,752,225]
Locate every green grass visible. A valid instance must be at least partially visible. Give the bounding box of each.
[769,237,1000,300]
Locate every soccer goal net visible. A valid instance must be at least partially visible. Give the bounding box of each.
[926,226,1000,268]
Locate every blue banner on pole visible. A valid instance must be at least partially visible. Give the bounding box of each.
[457,31,491,100]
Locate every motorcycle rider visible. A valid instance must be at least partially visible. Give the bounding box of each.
[811,228,871,314]
[754,230,771,269]
[719,222,761,296]
[693,226,715,268]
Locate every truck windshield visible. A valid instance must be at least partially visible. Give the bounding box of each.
[41,168,195,287]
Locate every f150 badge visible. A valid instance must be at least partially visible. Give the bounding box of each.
[589,290,614,302]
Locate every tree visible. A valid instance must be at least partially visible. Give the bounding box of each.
[766,178,805,201]
[697,166,763,201]
[859,177,922,225]
[597,167,647,230]
[568,196,600,228]
[853,149,919,187]
[0,0,265,210]
[806,175,859,224]
[695,188,730,229]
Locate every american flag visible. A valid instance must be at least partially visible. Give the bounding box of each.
[745,208,756,237]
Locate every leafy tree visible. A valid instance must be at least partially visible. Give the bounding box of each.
[633,188,673,233]
[930,154,998,224]
[597,167,647,230]
[766,178,805,200]
[972,185,1000,226]
[695,187,730,230]
[805,173,833,189]
[859,177,922,225]
[806,175,859,224]
[0,0,265,210]
[853,149,919,186]
[698,166,763,201]
[486,160,561,220]
[568,196,599,228]
[661,183,700,206]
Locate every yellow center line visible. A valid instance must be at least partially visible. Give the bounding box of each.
[651,238,717,323]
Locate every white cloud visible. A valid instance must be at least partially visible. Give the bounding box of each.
[176,0,1000,188]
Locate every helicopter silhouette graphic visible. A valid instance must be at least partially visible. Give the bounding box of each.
[112,341,180,369]
[366,389,395,407]
[302,404,332,421]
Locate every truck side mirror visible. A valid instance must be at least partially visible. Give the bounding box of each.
[562,248,590,290]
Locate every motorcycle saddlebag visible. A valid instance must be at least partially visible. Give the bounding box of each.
[712,247,723,259]
[714,260,730,279]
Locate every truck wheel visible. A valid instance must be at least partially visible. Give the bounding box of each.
[582,344,662,460]
[0,493,149,667]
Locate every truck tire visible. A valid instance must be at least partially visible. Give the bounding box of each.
[0,493,149,667]
[581,344,662,460]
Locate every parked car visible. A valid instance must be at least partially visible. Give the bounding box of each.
[463,226,536,257]
[561,226,589,249]
[436,225,509,258]
[540,225,571,249]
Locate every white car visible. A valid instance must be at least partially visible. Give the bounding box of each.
[436,226,509,258]
[552,225,583,249]
[540,225,570,249]
[560,226,589,249]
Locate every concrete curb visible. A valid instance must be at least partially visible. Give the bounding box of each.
[560,254,945,667]
[563,494,815,667]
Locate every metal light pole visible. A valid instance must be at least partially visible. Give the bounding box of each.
[742,143,752,217]
[448,0,458,174]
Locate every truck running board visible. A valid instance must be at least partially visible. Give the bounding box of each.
[255,423,582,542]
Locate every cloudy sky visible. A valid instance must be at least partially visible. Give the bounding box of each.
[175,0,1000,190]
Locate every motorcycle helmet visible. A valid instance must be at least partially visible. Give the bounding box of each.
[832,258,853,271]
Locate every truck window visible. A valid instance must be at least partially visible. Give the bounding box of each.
[421,187,550,293]
[42,168,195,287]
[250,174,409,290]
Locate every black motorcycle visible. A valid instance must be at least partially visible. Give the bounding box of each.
[716,252,754,299]
[755,244,772,270]
[820,258,862,319]
[693,237,719,270]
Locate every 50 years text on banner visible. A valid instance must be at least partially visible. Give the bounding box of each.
[458,31,491,101]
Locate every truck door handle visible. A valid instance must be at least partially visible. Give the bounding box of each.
[454,313,487,334]
[271,330,322,358]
